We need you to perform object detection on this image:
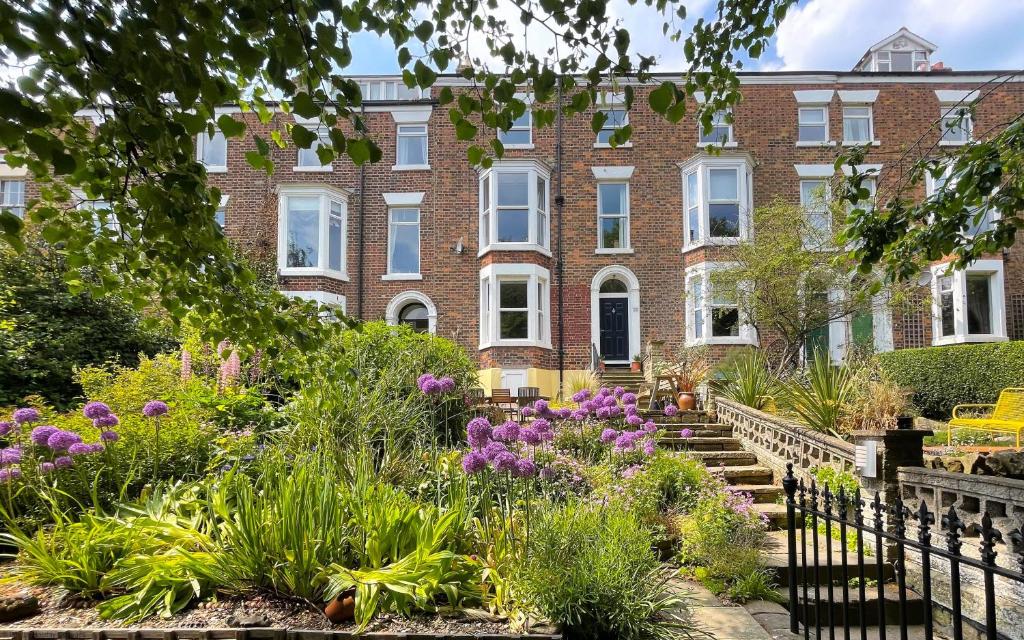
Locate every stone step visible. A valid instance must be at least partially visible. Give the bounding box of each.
[692,450,759,467]
[728,484,784,503]
[754,502,793,530]
[760,530,894,587]
[657,436,741,451]
[779,582,925,626]
[657,422,732,433]
[715,464,774,485]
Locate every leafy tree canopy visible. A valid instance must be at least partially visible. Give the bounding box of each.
[0,0,793,354]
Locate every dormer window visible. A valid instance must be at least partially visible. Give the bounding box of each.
[875,50,928,72]
[479,161,550,255]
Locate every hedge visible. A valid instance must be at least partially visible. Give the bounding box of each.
[877,341,1024,420]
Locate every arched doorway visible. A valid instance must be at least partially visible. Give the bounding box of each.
[590,266,641,365]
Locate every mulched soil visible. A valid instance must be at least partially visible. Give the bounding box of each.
[0,583,524,636]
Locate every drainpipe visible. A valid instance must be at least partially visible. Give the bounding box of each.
[357,101,366,319]
[555,78,565,398]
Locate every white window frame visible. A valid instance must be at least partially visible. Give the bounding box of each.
[395,123,429,169]
[684,262,756,346]
[498,105,533,149]
[679,154,753,250]
[930,260,1007,346]
[939,105,973,146]
[196,130,227,172]
[0,179,25,218]
[841,106,876,145]
[382,192,425,280]
[277,185,349,279]
[478,160,551,256]
[479,263,551,349]
[293,121,333,172]
[281,290,347,318]
[799,178,832,250]
[594,167,633,253]
[925,164,998,239]
[797,106,832,146]
[594,107,630,148]
[697,109,735,147]
[215,194,229,229]
[358,79,427,101]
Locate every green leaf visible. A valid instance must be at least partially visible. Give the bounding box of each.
[217,114,246,137]
[648,83,674,114]
[293,92,320,119]
[291,125,317,149]
[414,21,434,42]
[454,119,477,140]
[347,138,370,165]
[413,60,437,88]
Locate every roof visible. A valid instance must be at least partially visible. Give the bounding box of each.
[854,27,938,70]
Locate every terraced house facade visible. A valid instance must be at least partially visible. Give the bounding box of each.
[4,29,1024,398]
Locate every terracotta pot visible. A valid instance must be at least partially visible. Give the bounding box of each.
[630,362,641,372]
[676,391,696,411]
[324,588,356,623]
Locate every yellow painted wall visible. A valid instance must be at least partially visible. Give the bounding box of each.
[476,368,589,401]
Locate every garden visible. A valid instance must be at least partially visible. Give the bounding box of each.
[0,321,772,639]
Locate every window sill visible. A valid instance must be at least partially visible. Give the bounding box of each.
[500,144,535,150]
[795,141,837,147]
[479,340,552,350]
[279,267,349,281]
[596,247,635,255]
[696,141,739,149]
[932,334,1007,346]
[203,166,228,173]
[593,142,633,149]
[687,335,758,347]
[478,244,552,258]
[293,166,333,172]
[682,238,743,253]
[382,273,423,281]
[392,164,432,171]
[938,140,970,147]
[841,140,881,147]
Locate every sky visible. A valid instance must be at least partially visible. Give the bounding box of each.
[345,0,1024,75]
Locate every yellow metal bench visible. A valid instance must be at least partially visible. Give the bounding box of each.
[948,388,1024,447]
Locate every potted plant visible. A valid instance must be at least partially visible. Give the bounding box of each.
[630,353,644,373]
[671,347,710,411]
[598,357,606,372]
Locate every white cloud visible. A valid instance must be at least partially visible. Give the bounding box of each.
[769,0,1024,71]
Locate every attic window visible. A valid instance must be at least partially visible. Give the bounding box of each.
[876,50,928,72]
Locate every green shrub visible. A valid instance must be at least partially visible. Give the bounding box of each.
[781,350,853,436]
[711,348,778,410]
[513,500,687,640]
[877,342,1024,419]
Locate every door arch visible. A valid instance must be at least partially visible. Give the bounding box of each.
[590,266,641,364]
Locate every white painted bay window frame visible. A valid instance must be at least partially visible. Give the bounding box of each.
[684,262,756,347]
[478,160,551,256]
[479,263,551,350]
[679,154,753,250]
[277,185,350,280]
[929,260,1007,346]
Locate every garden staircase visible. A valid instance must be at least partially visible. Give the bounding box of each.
[597,367,645,393]
[651,410,788,529]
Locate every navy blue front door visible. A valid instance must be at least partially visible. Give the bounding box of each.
[599,298,629,361]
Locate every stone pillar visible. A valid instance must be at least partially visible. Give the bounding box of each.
[645,339,665,385]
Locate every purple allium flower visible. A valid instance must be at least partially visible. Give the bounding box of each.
[514,458,537,478]
[540,466,556,481]
[100,430,120,443]
[54,456,73,469]
[82,402,111,419]
[519,427,541,446]
[492,451,518,472]
[614,433,636,451]
[609,405,622,418]
[482,441,508,462]
[603,395,618,408]
[644,420,658,433]
[571,389,591,403]
[47,430,83,451]
[143,400,169,417]
[30,425,58,446]
[600,428,619,444]
[492,420,520,443]
[520,406,535,417]
[0,422,12,436]
[438,376,456,393]
[68,442,93,456]
[613,386,625,398]
[572,410,588,421]
[0,467,19,483]
[621,392,637,406]
[38,462,55,475]
[557,407,572,419]
[596,406,611,419]
[580,400,596,413]
[626,414,643,427]
[597,387,611,397]
[89,443,105,453]
[0,447,21,465]
[93,414,119,428]
[416,373,434,388]
[532,418,551,433]
[12,408,39,425]
[533,399,549,414]
[466,417,492,449]
[418,375,442,395]
[643,439,656,456]
[664,404,678,417]
[461,451,487,474]
[625,404,639,417]
[680,428,694,438]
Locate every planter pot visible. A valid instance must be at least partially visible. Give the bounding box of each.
[598,361,606,372]
[324,588,356,623]
[676,391,696,411]
[896,415,914,430]
[630,362,641,372]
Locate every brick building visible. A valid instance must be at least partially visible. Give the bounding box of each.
[3,28,1023,398]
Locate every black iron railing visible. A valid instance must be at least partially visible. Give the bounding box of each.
[781,463,1024,640]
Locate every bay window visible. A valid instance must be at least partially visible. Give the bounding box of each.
[479,264,551,349]
[277,186,348,279]
[680,154,753,249]
[479,161,550,254]
[685,262,755,346]
[930,260,1006,345]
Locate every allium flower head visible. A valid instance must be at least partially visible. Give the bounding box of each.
[100,430,120,443]
[572,410,588,421]
[482,441,508,462]
[609,405,622,418]
[38,462,55,475]
[600,428,619,444]
[613,386,625,398]
[625,404,639,417]
[0,467,20,483]
[89,443,105,453]
[621,392,637,406]
[143,400,169,417]
[0,422,12,436]
[680,428,694,438]
[12,408,39,425]
[571,389,591,403]
[47,430,83,452]
[0,447,21,465]
[642,439,657,456]
[580,400,596,413]
[492,420,520,443]
[664,404,679,417]
[626,414,643,427]
[492,451,518,472]
[94,414,119,428]
[614,433,635,451]
[596,406,611,419]
[644,420,658,433]
[68,442,93,456]
[603,395,618,408]
[467,418,492,449]
[597,387,611,397]
[30,425,58,446]
[514,458,537,478]
[461,451,487,474]
[520,406,535,417]
[557,407,572,419]
[519,426,541,446]
[82,402,111,419]
[438,376,456,393]
[418,375,442,395]
[54,456,74,469]
[533,399,549,414]
[532,418,552,433]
